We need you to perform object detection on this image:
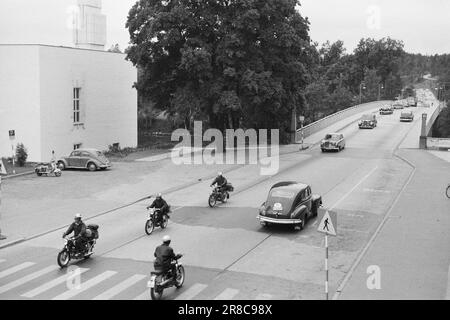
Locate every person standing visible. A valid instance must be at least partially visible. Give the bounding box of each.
[0,175,7,240]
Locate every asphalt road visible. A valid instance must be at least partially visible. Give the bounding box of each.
[0,104,444,300]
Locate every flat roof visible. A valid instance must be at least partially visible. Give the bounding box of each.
[0,43,126,55]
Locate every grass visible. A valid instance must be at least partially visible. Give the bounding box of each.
[1,158,37,176]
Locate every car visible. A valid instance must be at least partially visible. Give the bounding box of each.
[257,182,322,231]
[392,101,404,109]
[379,105,394,115]
[57,148,112,171]
[400,111,414,122]
[407,97,417,107]
[358,114,377,129]
[320,133,345,152]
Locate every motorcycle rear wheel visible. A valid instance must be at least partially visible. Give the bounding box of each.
[208,195,217,208]
[145,220,154,235]
[161,215,169,229]
[57,249,70,268]
[55,171,62,177]
[175,265,185,288]
[150,287,164,300]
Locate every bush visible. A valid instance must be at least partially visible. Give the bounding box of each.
[15,143,28,167]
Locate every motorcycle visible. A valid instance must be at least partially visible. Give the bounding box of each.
[145,208,170,235]
[35,162,62,177]
[148,253,185,300]
[57,224,99,268]
[208,183,233,208]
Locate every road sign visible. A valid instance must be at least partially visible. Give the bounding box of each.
[299,116,305,123]
[317,209,337,236]
[9,130,15,139]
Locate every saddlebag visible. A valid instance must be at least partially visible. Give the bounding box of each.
[87,224,99,239]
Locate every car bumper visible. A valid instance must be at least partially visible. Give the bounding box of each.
[380,111,393,114]
[358,125,375,129]
[99,163,112,168]
[257,216,302,224]
[400,118,413,122]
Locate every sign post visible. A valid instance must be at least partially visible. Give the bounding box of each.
[299,116,305,150]
[0,175,6,240]
[317,208,337,300]
[9,130,15,174]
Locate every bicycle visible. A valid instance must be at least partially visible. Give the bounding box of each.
[446,184,450,199]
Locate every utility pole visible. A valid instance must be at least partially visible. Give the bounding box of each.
[291,107,297,144]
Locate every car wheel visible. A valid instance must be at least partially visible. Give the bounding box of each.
[321,149,325,153]
[58,161,65,170]
[88,162,97,172]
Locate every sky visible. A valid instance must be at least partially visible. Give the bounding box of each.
[0,0,449,55]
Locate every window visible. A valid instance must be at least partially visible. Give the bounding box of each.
[73,88,81,124]
[73,143,82,150]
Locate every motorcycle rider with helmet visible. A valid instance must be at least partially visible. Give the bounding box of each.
[154,235,177,280]
[210,172,230,199]
[62,213,87,252]
[147,193,170,225]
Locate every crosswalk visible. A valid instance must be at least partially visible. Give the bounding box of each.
[0,259,276,300]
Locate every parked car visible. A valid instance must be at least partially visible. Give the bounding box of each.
[320,133,345,152]
[58,148,111,171]
[400,110,414,122]
[379,105,394,115]
[257,182,322,231]
[358,114,377,129]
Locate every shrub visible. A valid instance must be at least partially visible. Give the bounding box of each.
[15,143,28,167]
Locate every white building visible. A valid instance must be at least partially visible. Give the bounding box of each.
[0,0,137,162]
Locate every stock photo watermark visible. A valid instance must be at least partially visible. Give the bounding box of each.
[366,4,382,30]
[170,121,280,175]
[366,265,381,290]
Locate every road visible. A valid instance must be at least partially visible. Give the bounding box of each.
[0,103,447,300]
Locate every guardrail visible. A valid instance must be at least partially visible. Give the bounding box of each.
[295,100,391,141]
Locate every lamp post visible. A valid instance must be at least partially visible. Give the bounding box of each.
[359,82,366,104]
[378,83,384,101]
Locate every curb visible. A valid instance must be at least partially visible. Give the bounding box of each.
[1,171,35,180]
[0,237,26,249]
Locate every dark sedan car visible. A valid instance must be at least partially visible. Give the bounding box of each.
[257,182,322,231]
[358,114,377,129]
[57,148,111,171]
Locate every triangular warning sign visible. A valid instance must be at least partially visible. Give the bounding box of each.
[317,210,337,236]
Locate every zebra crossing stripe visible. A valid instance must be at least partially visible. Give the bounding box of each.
[0,262,35,279]
[52,270,117,300]
[92,274,146,300]
[0,265,59,295]
[22,268,89,298]
[214,288,239,300]
[255,293,273,300]
[175,283,207,300]
[133,290,149,300]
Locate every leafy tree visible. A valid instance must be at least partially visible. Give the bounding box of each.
[15,143,28,167]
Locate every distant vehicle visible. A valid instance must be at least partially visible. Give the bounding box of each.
[320,133,346,152]
[407,97,417,107]
[400,110,414,122]
[58,148,111,172]
[257,182,322,231]
[379,105,394,115]
[393,101,404,109]
[358,114,377,129]
[35,163,62,177]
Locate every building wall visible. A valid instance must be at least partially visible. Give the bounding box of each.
[0,45,42,161]
[38,45,137,161]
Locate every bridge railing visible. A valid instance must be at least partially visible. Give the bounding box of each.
[296,100,391,142]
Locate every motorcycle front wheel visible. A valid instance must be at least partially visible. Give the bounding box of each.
[55,171,62,177]
[150,287,164,300]
[57,249,70,268]
[208,195,217,208]
[145,220,154,235]
[175,265,185,288]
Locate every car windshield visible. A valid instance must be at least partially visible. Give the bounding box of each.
[325,134,340,140]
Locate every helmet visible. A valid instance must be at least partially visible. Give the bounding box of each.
[218,172,223,176]
[162,235,171,244]
[74,213,82,220]
[156,193,162,199]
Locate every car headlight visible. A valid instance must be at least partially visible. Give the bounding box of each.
[260,206,266,216]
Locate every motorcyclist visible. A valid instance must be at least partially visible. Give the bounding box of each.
[147,193,170,225]
[50,150,57,172]
[154,235,177,280]
[62,213,87,252]
[210,172,229,198]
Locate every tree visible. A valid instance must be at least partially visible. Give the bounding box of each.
[15,143,28,167]
[126,0,313,143]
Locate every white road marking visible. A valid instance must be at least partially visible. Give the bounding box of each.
[52,271,117,300]
[214,288,239,300]
[92,274,146,300]
[329,166,379,210]
[339,228,369,234]
[22,268,89,298]
[344,213,364,218]
[175,283,207,300]
[133,290,149,300]
[0,265,59,295]
[0,262,35,279]
[255,293,273,300]
[363,188,391,194]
